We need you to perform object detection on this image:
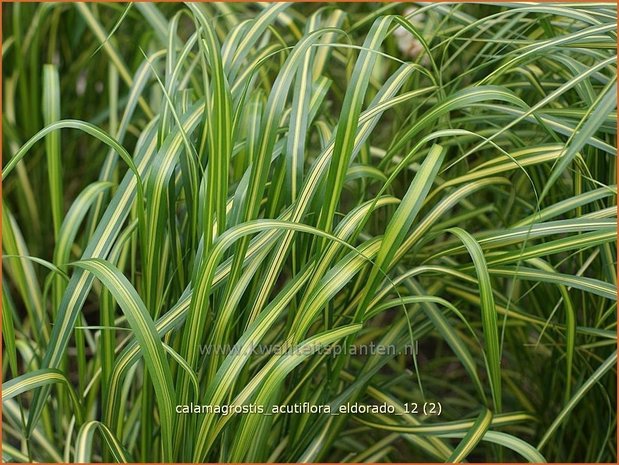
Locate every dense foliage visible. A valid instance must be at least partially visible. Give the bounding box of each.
[2,2,617,462]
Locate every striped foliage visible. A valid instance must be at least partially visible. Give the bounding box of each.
[2,2,616,462]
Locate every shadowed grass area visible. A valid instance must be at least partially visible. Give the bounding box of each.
[2,2,617,462]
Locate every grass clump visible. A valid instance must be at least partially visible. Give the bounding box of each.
[2,2,617,462]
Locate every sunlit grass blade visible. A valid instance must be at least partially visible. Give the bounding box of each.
[72,258,176,462]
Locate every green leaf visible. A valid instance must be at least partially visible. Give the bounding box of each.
[72,258,176,462]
